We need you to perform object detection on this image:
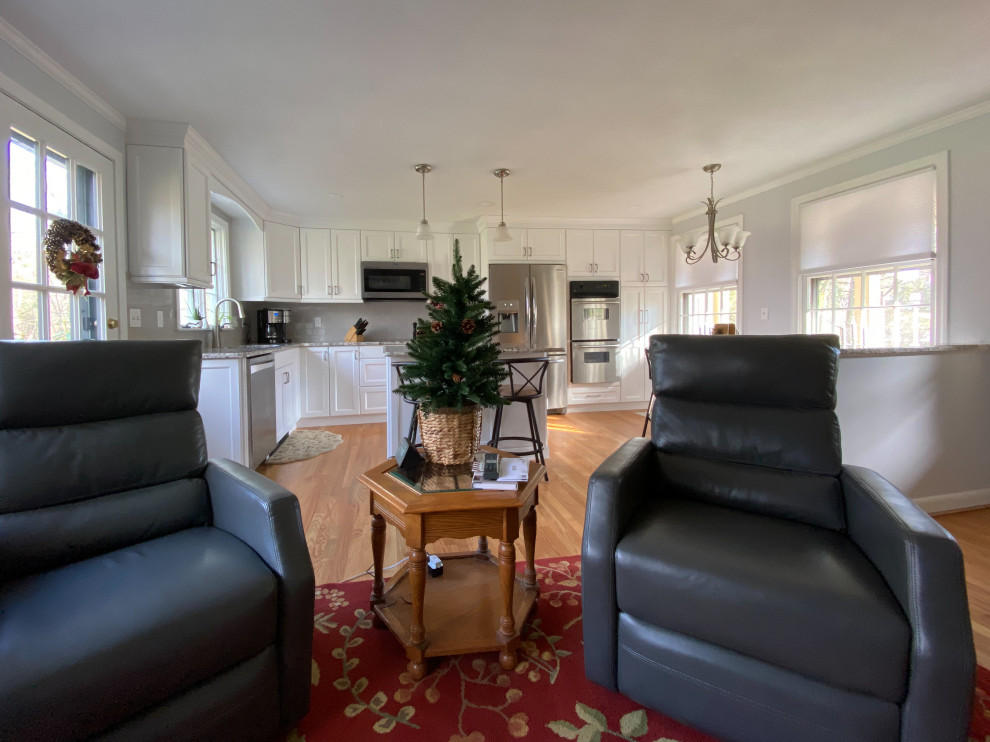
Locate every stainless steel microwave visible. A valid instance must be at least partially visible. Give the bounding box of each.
[361,262,429,301]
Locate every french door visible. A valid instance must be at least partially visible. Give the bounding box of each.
[0,92,120,340]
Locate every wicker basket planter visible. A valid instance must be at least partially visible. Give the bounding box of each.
[417,406,483,465]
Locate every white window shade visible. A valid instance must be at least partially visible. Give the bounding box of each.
[799,168,936,273]
[674,240,738,288]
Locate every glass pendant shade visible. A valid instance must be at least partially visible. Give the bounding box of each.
[493,222,512,242]
[415,219,433,240]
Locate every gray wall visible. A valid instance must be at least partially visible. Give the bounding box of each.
[673,112,990,506]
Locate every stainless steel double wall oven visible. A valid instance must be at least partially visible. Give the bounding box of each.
[570,280,620,384]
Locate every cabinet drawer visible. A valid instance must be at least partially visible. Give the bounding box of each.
[359,357,388,387]
[360,388,388,414]
[358,345,385,359]
[567,384,621,405]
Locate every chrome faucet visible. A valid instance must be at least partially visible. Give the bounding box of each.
[212,298,245,350]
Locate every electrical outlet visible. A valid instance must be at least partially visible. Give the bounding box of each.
[157,310,164,328]
[129,308,142,328]
[760,307,769,320]
[314,317,321,327]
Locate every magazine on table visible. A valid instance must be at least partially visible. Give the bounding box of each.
[470,453,529,490]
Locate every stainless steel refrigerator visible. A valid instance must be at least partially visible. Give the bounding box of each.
[486,263,568,413]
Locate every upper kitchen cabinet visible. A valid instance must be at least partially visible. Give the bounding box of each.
[566,230,620,278]
[429,233,481,283]
[620,230,669,285]
[264,221,301,301]
[301,228,361,302]
[488,227,565,263]
[361,231,428,263]
[126,134,212,288]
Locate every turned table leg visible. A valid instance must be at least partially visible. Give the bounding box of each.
[407,546,427,679]
[498,540,518,670]
[370,513,385,604]
[523,507,537,591]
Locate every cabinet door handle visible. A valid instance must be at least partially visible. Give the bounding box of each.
[589,262,594,272]
[594,263,598,272]
[646,273,650,282]
[335,285,340,295]
[283,371,289,384]
[323,350,328,362]
[210,260,217,277]
[328,284,333,295]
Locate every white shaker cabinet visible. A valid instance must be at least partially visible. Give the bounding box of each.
[198,359,249,466]
[300,346,331,418]
[274,348,300,442]
[620,230,669,286]
[357,345,388,414]
[429,233,482,283]
[329,347,360,416]
[126,143,212,288]
[620,286,668,403]
[301,228,361,302]
[489,228,565,263]
[566,230,620,278]
[362,231,428,263]
[264,221,302,301]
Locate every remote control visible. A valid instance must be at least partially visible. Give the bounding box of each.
[483,452,499,480]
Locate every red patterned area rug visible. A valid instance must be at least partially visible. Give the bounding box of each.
[284,557,990,742]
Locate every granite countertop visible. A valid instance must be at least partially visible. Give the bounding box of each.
[382,346,562,361]
[202,339,409,360]
[839,344,990,358]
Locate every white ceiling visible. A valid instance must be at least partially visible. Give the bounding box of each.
[4,1,990,223]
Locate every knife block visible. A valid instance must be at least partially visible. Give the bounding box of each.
[344,326,365,342]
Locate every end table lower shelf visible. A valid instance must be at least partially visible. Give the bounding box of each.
[373,551,539,677]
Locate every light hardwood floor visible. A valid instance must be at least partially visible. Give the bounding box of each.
[258,410,990,667]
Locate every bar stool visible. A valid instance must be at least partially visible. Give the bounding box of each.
[488,357,550,481]
[394,362,421,445]
[642,347,654,437]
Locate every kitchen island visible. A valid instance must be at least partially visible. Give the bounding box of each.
[384,346,550,462]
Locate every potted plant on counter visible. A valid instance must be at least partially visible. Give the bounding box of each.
[397,240,507,465]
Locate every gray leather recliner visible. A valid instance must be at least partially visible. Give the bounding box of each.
[0,340,315,742]
[582,334,975,742]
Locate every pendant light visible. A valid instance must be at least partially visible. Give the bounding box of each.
[676,164,750,264]
[414,164,434,240]
[493,168,512,242]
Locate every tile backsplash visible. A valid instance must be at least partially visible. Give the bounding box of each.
[125,279,426,345]
[243,300,425,343]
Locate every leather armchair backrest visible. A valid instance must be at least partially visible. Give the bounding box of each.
[649,334,846,530]
[0,340,210,580]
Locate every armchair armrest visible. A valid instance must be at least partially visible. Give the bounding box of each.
[842,465,974,742]
[582,437,659,690]
[205,458,315,728]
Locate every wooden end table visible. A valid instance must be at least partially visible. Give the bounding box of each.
[358,455,544,679]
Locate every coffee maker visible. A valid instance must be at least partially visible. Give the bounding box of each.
[257,308,291,344]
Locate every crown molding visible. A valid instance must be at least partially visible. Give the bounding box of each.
[0,16,126,131]
[477,215,672,230]
[673,97,990,224]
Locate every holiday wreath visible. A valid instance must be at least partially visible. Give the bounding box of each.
[43,218,103,296]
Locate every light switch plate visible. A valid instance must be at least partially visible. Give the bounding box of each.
[314,317,321,327]
[760,307,769,320]
[129,308,142,327]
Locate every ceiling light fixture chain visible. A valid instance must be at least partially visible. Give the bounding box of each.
[492,168,512,242]
[676,163,750,265]
[414,164,434,241]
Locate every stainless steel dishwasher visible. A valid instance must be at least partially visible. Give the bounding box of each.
[248,353,277,468]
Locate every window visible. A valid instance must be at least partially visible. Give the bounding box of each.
[796,156,944,348]
[177,215,230,329]
[679,285,737,335]
[805,261,932,348]
[8,128,107,340]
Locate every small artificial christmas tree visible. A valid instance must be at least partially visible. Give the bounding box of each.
[397,240,507,414]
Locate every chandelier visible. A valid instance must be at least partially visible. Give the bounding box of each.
[677,164,750,264]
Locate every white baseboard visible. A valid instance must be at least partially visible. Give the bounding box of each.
[295,414,386,427]
[914,488,990,514]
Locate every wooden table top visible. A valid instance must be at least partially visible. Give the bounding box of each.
[359,456,545,515]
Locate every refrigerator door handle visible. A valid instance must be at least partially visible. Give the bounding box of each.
[530,275,538,347]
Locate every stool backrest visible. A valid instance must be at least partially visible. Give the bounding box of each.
[502,358,550,398]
